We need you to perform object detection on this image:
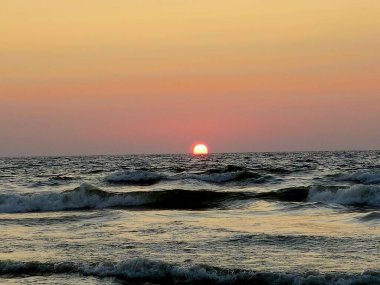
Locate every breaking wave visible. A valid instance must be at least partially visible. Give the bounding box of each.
[307,185,380,207]
[336,169,380,184]
[0,183,136,213]
[256,185,380,207]
[0,183,253,213]
[0,259,379,285]
[1,183,379,213]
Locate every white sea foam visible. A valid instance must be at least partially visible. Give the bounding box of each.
[337,169,380,184]
[307,185,380,206]
[0,259,379,285]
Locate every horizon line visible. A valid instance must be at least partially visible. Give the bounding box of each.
[1,148,379,159]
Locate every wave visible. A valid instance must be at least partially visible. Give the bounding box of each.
[0,183,146,213]
[182,170,264,184]
[49,175,77,181]
[255,186,310,202]
[336,169,380,184]
[199,165,272,184]
[0,183,252,213]
[256,166,294,175]
[105,170,164,185]
[0,259,379,284]
[105,167,267,185]
[29,175,79,187]
[257,185,380,207]
[307,185,380,207]
[358,211,380,222]
[1,184,378,214]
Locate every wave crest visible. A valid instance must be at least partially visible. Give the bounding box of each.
[256,185,380,207]
[0,184,251,213]
[307,185,380,207]
[0,183,142,213]
[359,211,380,222]
[337,169,380,184]
[1,184,379,213]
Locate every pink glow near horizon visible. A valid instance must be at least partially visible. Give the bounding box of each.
[1,80,379,156]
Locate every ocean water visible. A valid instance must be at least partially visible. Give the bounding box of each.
[0,151,379,284]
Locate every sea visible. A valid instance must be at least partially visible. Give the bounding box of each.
[0,151,379,284]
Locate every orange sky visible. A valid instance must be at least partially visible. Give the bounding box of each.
[1,0,379,156]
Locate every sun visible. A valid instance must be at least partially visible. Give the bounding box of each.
[192,143,209,155]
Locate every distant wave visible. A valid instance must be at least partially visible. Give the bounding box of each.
[0,258,379,285]
[255,166,294,174]
[105,170,164,185]
[29,175,79,187]
[105,167,268,185]
[336,169,380,184]
[181,170,264,184]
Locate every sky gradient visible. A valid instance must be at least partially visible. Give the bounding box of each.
[1,0,379,156]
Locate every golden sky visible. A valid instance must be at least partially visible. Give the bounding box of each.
[1,0,379,155]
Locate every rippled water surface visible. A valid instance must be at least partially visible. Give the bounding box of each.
[0,151,379,284]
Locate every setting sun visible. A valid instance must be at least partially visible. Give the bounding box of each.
[193,144,209,155]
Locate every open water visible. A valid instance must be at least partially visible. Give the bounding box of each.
[0,151,379,284]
